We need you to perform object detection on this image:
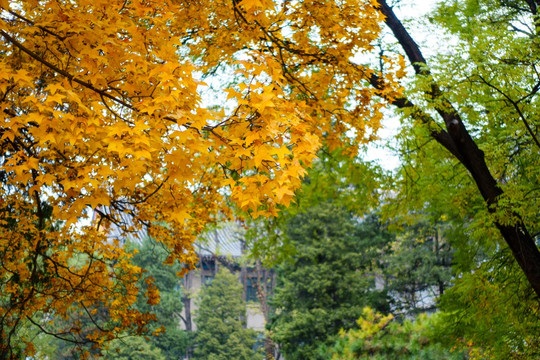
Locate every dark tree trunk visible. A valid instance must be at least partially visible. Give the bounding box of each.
[182,271,193,359]
[255,260,278,360]
[182,272,193,333]
[376,0,540,298]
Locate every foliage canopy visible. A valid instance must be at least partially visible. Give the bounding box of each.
[1,0,539,356]
[0,0,401,354]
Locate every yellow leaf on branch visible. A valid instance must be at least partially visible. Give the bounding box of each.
[0,0,400,354]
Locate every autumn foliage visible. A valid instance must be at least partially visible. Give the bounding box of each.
[0,0,402,356]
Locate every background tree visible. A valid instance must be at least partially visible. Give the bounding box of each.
[244,148,386,268]
[193,269,263,360]
[127,237,190,360]
[383,218,454,314]
[103,337,165,360]
[269,203,392,360]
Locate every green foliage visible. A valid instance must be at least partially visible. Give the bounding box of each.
[269,203,392,360]
[438,253,540,359]
[193,269,263,360]
[4,318,59,359]
[387,109,539,357]
[427,0,540,235]
[128,237,190,359]
[384,118,487,273]
[293,148,385,216]
[383,218,454,314]
[330,308,466,360]
[382,0,540,357]
[103,336,165,360]
[426,2,540,357]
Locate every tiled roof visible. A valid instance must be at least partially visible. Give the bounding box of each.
[196,222,245,257]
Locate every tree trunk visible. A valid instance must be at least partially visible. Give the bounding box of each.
[255,260,278,360]
[240,240,247,328]
[377,0,540,298]
[182,271,194,360]
[214,229,219,274]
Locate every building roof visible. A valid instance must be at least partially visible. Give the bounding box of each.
[195,222,245,257]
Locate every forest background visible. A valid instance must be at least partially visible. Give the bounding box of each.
[0,0,539,358]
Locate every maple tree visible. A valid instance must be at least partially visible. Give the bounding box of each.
[0,0,401,356]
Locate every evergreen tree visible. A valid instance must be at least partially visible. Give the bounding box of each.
[269,203,392,360]
[128,237,190,359]
[383,219,454,314]
[193,269,263,360]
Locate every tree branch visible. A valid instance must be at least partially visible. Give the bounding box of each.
[476,74,540,150]
[368,72,465,163]
[0,30,133,110]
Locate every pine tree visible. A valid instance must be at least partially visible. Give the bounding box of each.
[193,270,263,360]
[269,203,392,360]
